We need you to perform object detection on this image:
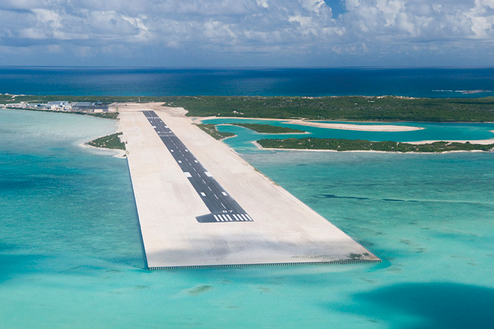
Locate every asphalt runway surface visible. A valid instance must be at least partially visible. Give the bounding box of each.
[143,111,253,223]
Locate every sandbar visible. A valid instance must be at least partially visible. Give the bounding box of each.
[287,120,424,132]
[196,116,424,132]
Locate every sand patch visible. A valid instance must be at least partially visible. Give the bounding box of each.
[288,120,424,132]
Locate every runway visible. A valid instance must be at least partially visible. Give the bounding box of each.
[143,110,252,223]
[119,103,381,268]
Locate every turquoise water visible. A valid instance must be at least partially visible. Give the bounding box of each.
[1,109,494,328]
[202,118,494,153]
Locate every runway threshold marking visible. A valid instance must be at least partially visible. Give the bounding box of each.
[142,111,253,224]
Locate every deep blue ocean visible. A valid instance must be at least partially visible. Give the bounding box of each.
[1,67,494,97]
[1,68,494,328]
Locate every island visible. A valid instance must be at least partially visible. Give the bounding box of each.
[3,94,494,122]
[4,95,494,154]
[256,138,494,153]
[4,95,494,268]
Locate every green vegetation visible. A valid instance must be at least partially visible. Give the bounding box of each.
[88,133,126,150]
[257,137,494,153]
[231,123,305,133]
[3,94,494,122]
[160,96,494,122]
[196,124,235,140]
[90,112,119,119]
[196,122,304,140]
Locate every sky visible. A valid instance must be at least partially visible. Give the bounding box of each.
[0,0,493,67]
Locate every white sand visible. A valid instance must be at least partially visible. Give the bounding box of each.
[287,120,424,132]
[79,142,126,158]
[195,116,424,132]
[118,103,379,268]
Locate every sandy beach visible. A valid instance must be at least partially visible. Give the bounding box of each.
[194,116,424,132]
[118,103,379,268]
[287,120,424,131]
[79,142,127,158]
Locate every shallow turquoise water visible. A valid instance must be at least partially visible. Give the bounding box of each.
[1,109,494,328]
[202,118,494,153]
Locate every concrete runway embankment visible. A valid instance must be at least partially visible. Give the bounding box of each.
[118,103,380,269]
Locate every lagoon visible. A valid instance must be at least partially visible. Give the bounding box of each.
[202,118,494,153]
[1,108,494,328]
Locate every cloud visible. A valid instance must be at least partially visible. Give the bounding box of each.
[0,0,493,66]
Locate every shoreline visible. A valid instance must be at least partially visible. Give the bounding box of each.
[79,119,127,158]
[286,119,424,132]
[409,138,494,145]
[194,116,425,132]
[252,141,494,154]
[193,115,494,126]
[79,142,127,158]
[118,103,380,268]
[215,123,310,135]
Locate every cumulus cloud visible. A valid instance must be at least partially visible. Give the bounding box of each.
[0,0,493,66]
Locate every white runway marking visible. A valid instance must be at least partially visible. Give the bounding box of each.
[143,111,255,225]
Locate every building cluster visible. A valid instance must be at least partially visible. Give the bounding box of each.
[2,101,114,113]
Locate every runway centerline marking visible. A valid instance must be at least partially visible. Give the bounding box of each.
[143,110,252,224]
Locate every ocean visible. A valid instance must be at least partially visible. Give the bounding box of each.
[1,68,494,328]
[1,67,494,98]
